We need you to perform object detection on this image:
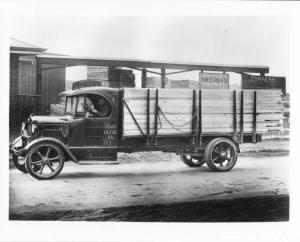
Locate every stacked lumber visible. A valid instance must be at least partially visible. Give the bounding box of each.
[123,88,283,136]
[169,80,199,89]
[87,66,109,80]
[65,80,75,90]
[58,96,66,106]
[49,104,65,116]
[87,66,135,88]
[146,77,165,88]
[108,68,135,88]
[72,79,102,90]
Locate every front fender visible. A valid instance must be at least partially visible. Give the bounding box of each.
[24,137,78,163]
[10,136,22,148]
[9,136,24,156]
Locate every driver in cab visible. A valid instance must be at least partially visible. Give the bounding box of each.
[84,97,111,118]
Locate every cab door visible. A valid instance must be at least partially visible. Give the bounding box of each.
[82,92,119,160]
[84,93,119,147]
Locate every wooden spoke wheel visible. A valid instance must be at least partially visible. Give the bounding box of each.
[25,142,65,180]
[204,138,238,172]
[12,153,28,173]
[180,154,205,167]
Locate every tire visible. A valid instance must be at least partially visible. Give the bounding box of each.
[25,142,65,180]
[12,153,28,173]
[180,155,205,167]
[204,138,238,172]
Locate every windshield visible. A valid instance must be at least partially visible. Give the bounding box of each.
[65,94,112,118]
[65,96,78,114]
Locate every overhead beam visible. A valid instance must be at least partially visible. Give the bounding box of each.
[41,64,75,71]
[235,72,251,76]
[37,55,270,74]
[166,69,196,75]
[130,67,161,75]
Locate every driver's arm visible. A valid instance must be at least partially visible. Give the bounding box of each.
[87,106,102,117]
[84,103,98,118]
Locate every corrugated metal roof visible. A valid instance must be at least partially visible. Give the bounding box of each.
[10,37,47,52]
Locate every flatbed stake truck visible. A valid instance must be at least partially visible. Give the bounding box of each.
[9,86,283,180]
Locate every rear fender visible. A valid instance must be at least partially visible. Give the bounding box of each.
[24,137,78,163]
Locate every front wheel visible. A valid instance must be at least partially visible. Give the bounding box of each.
[12,154,28,173]
[25,142,65,180]
[180,155,205,167]
[204,138,238,172]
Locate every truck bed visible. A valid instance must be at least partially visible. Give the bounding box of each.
[122,88,283,136]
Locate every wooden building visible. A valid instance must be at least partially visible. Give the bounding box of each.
[10,38,66,137]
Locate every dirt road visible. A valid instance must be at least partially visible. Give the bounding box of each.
[9,154,289,221]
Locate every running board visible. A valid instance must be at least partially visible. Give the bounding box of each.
[79,161,119,165]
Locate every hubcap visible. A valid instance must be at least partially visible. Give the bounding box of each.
[219,151,227,161]
[211,141,235,169]
[29,145,62,178]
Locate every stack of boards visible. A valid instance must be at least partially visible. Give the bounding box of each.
[123,88,283,136]
[87,66,135,88]
[49,104,65,116]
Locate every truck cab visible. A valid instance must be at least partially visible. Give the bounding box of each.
[10,87,121,179]
[63,87,120,160]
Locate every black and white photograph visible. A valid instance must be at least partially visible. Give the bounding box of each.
[1,0,300,242]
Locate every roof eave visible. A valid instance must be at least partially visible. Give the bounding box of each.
[10,46,47,52]
[37,55,270,74]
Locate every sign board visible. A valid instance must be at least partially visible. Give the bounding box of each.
[199,73,229,89]
[242,75,286,94]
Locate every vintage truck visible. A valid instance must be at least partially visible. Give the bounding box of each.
[9,86,283,180]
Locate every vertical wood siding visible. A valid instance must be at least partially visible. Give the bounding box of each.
[10,55,66,136]
[18,56,37,95]
[41,65,65,114]
[10,54,20,136]
[17,59,65,118]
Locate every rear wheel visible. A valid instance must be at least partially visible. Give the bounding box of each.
[180,155,205,167]
[204,138,238,172]
[25,142,65,180]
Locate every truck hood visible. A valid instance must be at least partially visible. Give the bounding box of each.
[30,115,72,124]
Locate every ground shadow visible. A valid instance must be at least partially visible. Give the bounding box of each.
[55,165,246,180]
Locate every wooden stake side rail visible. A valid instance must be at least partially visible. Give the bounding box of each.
[252,91,257,143]
[119,89,124,140]
[191,90,197,146]
[122,88,283,141]
[198,90,203,146]
[154,89,159,145]
[240,91,244,143]
[233,90,237,142]
[146,88,150,145]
